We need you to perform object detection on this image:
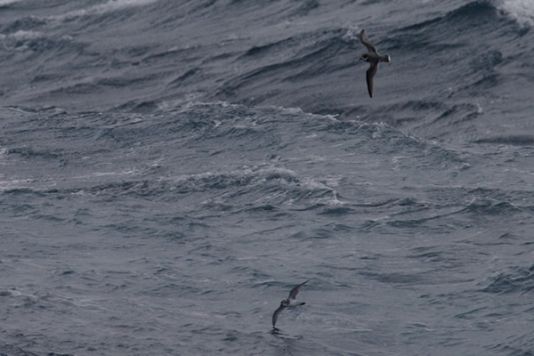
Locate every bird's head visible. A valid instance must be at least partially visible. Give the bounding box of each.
[280,299,289,307]
[360,53,369,62]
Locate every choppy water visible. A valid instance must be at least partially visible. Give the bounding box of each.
[1,1,534,355]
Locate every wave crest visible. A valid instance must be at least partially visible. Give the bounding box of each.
[497,0,534,26]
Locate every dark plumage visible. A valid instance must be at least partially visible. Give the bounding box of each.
[271,280,308,331]
[358,29,391,98]
[288,280,308,300]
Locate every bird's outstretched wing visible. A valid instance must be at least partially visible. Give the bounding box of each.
[272,304,285,328]
[358,29,376,54]
[366,63,378,98]
[288,280,308,300]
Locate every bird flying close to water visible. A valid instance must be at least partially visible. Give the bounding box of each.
[272,280,308,332]
[358,29,391,98]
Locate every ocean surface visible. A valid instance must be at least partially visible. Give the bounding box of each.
[1,0,534,355]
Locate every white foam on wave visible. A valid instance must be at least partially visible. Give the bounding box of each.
[0,178,34,191]
[169,166,299,186]
[498,0,534,26]
[0,30,73,52]
[0,0,24,6]
[0,30,44,41]
[54,0,159,21]
[0,147,6,167]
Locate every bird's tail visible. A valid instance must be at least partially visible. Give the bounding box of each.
[380,55,391,63]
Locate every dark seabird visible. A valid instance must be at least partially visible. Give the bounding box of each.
[272,280,308,332]
[358,29,391,98]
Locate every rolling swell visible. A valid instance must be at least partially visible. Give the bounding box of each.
[2,1,534,355]
[218,28,353,103]
[482,264,534,294]
[396,1,516,35]
[474,135,534,145]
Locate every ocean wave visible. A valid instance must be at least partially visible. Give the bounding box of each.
[464,198,520,215]
[389,1,523,54]
[0,30,79,55]
[0,16,46,33]
[489,343,534,356]
[52,0,159,21]
[6,146,62,160]
[473,135,534,146]
[1,1,534,354]
[3,155,340,207]
[218,27,352,100]
[0,0,23,7]
[497,0,534,26]
[170,167,300,193]
[402,1,505,31]
[418,103,482,131]
[482,264,534,294]
[52,165,340,211]
[0,179,38,192]
[289,0,320,16]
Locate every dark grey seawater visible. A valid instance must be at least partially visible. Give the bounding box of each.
[1,0,534,355]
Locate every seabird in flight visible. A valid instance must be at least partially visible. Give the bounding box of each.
[272,280,308,332]
[358,29,391,98]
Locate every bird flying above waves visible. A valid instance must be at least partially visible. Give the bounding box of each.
[358,29,391,98]
[272,280,308,332]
